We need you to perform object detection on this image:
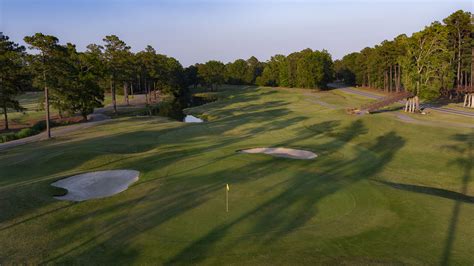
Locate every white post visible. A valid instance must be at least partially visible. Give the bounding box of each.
[226,188,229,212]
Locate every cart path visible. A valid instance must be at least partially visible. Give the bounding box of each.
[338,87,474,118]
[0,94,149,152]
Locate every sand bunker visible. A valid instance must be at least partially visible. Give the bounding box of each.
[51,170,139,201]
[240,147,317,160]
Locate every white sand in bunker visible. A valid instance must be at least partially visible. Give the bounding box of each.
[239,147,317,160]
[51,170,140,201]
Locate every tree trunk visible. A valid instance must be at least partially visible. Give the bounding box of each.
[457,30,462,86]
[123,82,129,105]
[394,65,397,92]
[3,104,8,130]
[416,80,420,96]
[111,78,117,113]
[138,74,142,93]
[44,70,51,139]
[414,96,420,111]
[397,65,401,92]
[471,47,474,87]
[389,65,393,92]
[144,80,149,104]
[464,71,468,87]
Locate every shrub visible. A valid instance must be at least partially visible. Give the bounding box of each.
[0,133,19,143]
[16,128,37,139]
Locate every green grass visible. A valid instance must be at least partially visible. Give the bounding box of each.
[5,92,120,128]
[102,93,125,106]
[0,86,473,265]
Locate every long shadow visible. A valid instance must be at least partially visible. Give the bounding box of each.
[372,180,474,204]
[0,203,75,232]
[440,131,473,265]
[35,119,346,263]
[164,130,405,264]
[0,103,296,225]
[1,85,306,263]
[0,85,406,264]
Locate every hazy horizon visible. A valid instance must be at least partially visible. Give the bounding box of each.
[1,0,471,66]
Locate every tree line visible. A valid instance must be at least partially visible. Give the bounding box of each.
[1,10,471,134]
[187,48,334,90]
[334,10,472,99]
[0,33,189,135]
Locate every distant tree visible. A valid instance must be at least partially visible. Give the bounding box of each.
[400,22,451,99]
[197,60,225,90]
[256,54,285,86]
[225,59,248,84]
[63,43,104,120]
[24,33,64,138]
[136,46,156,103]
[161,56,184,96]
[184,65,199,88]
[295,49,333,89]
[102,35,130,113]
[334,53,358,85]
[0,33,29,130]
[443,10,472,86]
[85,43,108,95]
[245,56,263,84]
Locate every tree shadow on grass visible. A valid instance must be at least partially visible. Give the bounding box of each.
[30,119,346,263]
[0,92,304,262]
[440,131,473,265]
[163,130,405,264]
[0,85,406,264]
[372,180,474,203]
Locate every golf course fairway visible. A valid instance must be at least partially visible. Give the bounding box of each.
[0,86,473,265]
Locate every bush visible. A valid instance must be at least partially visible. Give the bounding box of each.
[16,128,38,139]
[0,119,81,144]
[31,120,58,132]
[0,133,19,143]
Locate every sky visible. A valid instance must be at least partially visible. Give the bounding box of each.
[0,0,471,66]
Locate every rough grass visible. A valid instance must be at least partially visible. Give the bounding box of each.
[0,86,473,265]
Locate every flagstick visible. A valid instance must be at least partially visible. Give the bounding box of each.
[226,186,229,212]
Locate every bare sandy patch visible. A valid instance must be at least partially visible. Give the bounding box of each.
[51,170,139,201]
[239,147,317,160]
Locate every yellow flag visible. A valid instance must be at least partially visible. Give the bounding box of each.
[226,184,230,191]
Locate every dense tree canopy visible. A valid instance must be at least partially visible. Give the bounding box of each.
[255,49,333,89]
[0,33,29,130]
[197,60,226,90]
[1,32,189,133]
[1,9,471,133]
[335,10,472,99]
[24,33,67,137]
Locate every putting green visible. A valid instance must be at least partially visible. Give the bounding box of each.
[0,86,473,265]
